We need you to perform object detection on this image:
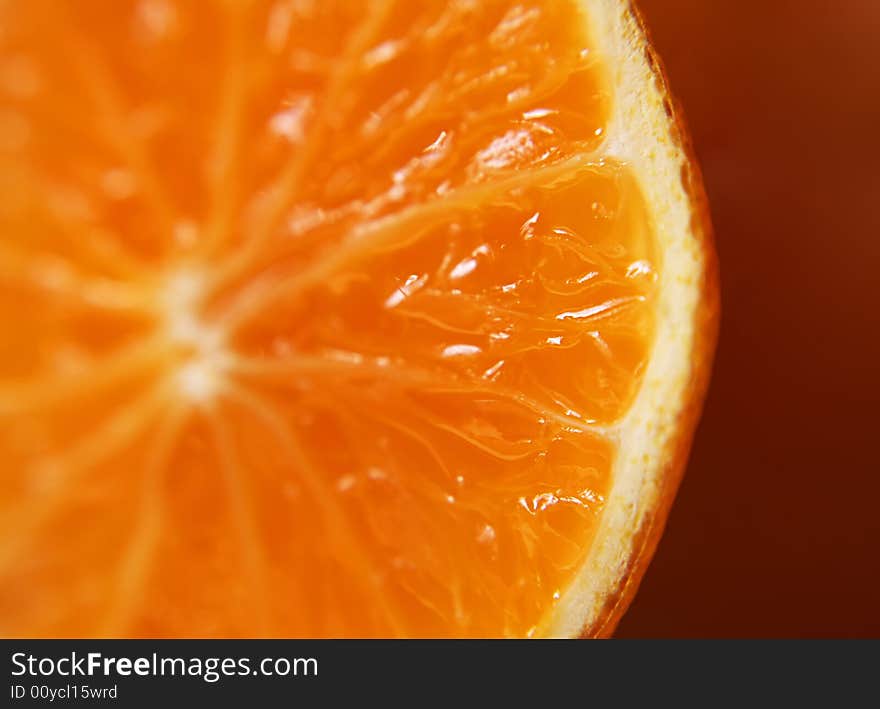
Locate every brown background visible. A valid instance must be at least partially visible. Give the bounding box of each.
[616,0,880,637]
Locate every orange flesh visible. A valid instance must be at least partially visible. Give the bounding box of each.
[0,0,657,637]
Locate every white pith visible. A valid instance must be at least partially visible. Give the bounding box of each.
[541,0,707,637]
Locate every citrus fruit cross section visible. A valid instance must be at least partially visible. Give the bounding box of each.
[0,0,715,638]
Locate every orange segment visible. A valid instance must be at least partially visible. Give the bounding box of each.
[0,0,716,638]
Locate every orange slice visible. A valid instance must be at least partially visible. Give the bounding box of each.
[0,0,717,638]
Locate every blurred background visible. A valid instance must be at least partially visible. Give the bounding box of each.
[617,0,880,637]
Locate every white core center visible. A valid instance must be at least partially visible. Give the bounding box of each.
[177,360,220,403]
[159,267,228,404]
